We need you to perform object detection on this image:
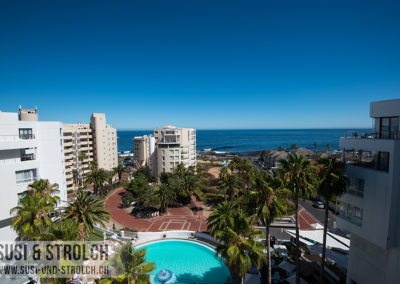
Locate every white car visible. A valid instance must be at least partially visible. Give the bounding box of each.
[313,201,325,209]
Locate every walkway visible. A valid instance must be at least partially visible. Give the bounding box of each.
[105,188,208,232]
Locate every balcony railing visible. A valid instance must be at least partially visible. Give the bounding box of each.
[21,154,36,161]
[19,134,35,139]
[344,130,400,139]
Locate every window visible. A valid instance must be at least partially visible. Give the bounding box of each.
[16,169,37,184]
[162,150,165,154]
[170,162,174,167]
[347,177,364,197]
[175,150,179,154]
[170,156,174,161]
[339,202,363,226]
[169,150,174,154]
[162,162,165,166]
[19,128,34,139]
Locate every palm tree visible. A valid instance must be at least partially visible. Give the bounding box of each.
[326,144,331,150]
[156,184,175,214]
[50,218,80,241]
[175,163,186,180]
[317,157,348,284]
[106,169,115,186]
[291,144,298,151]
[207,201,237,235]
[114,164,126,183]
[313,142,317,151]
[278,153,316,284]
[278,146,283,151]
[85,167,107,195]
[180,173,199,203]
[19,179,60,207]
[209,208,266,284]
[253,171,288,284]
[112,243,155,284]
[61,191,110,240]
[10,194,54,240]
[219,173,239,201]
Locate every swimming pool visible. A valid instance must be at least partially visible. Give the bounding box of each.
[136,239,232,284]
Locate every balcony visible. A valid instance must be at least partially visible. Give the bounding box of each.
[344,130,400,140]
[21,154,36,161]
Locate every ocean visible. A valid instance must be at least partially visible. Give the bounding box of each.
[117,129,369,153]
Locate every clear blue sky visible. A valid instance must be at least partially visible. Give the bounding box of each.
[0,0,399,129]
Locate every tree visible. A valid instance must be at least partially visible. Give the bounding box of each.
[313,142,317,150]
[291,144,298,151]
[19,179,60,208]
[106,169,116,186]
[85,167,107,195]
[219,169,239,201]
[278,146,283,151]
[135,166,153,182]
[253,171,288,284]
[207,201,237,235]
[180,173,199,204]
[156,184,175,214]
[208,206,266,284]
[108,243,155,284]
[326,144,331,150]
[278,153,316,284]
[317,157,348,284]
[114,164,126,183]
[10,194,54,240]
[61,191,110,240]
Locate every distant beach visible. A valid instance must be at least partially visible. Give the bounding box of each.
[117,129,370,154]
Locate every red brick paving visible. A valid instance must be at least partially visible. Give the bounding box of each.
[105,188,208,232]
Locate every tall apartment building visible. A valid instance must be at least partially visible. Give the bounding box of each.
[153,125,196,181]
[133,125,196,181]
[0,108,66,240]
[63,123,94,188]
[133,135,155,169]
[337,99,400,284]
[90,113,118,170]
[63,113,118,189]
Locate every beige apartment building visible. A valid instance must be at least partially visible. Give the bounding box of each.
[63,123,94,188]
[90,113,118,171]
[63,113,118,189]
[153,125,196,181]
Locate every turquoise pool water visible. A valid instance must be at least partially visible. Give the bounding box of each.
[136,239,232,284]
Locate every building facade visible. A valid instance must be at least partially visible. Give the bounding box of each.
[0,109,66,240]
[153,125,196,181]
[63,113,118,189]
[337,99,400,284]
[63,123,94,188]
[133,135,155,170]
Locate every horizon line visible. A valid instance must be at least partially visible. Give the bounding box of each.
[116,127,372,131]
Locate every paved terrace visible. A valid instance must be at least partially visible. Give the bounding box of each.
[105,188,208,232]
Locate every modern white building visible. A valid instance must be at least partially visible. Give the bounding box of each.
[0,108,67,240]
[133,135,155,170]
[337,99,400,284]
[153,125,196,181]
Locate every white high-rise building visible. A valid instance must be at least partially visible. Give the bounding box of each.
[0,108,66,241]
[338,99,400,284]
[133,135,155,170]
[153,125,196,181]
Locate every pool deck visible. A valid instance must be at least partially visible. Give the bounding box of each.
[105,188,208,232]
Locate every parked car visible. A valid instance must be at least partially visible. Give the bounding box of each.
[313,201,325,209]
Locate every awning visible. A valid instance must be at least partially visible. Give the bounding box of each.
[285,229,350,251]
